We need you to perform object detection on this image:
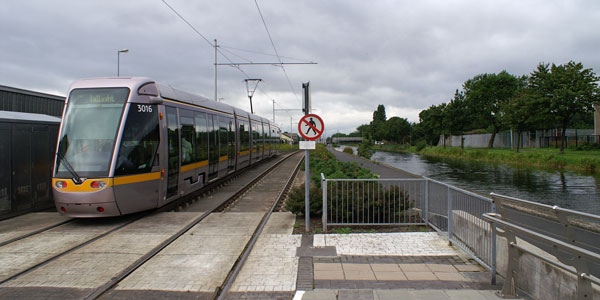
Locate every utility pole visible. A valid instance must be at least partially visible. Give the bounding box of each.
[214,39,218,102]
[272,99,275,123]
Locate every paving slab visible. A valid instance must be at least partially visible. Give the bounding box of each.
[263,212,296,234]
[231,213,301,292]
[403,272,437,281]
[116,212,262,292]
[299,289,337,300]
[0,212,70,244]
[0,217,133,282]
[313,232,462,256]
[1,213,199,290]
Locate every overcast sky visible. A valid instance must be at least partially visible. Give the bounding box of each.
[2,1,599,135]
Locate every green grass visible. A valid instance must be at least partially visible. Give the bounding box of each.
[417,146,600,175]
[371,144,416,153]
[279,143,299,152]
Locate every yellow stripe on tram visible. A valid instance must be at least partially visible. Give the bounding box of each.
[114,172,161,186]
[181,160,209,173]
[219,155,228,162]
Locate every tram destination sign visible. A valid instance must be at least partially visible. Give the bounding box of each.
[298,114,324,141]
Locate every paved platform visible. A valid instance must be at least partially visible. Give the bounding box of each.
[223,212,505,300]
[0,213,200,299]
[231,212,301,292]
[114,212,262,294]
[0,216,133,282]
[0,212,70,244]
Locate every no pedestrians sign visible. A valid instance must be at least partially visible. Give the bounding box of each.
[298,114,324,140]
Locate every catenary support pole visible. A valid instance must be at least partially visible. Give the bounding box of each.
[214,39,218,102]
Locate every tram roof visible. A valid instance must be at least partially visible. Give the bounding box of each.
[68,77,269,123]
[0,110,61,124]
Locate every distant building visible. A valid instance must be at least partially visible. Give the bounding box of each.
[280,132,298,145]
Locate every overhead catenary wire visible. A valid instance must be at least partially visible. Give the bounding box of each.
[161,0,302,115]
[254,0,299,101]
[220,44,314,63]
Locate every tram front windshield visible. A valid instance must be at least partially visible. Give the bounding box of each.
[55,88,129,178]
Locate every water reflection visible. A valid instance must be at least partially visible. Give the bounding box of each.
[336,147,599,214]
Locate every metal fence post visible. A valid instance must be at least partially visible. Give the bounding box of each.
[424,179,429,224]
[321,173,327,232]
[491,198,497,285]
[447,185,453,246]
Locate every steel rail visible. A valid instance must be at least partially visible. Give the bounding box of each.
[85,151,301,300]
[215,152,304,300]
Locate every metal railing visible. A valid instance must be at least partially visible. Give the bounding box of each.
[484,193,600,299]
[321,174,497,282]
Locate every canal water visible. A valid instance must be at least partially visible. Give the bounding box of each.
[335,146,600,215]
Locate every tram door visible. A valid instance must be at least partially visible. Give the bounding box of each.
[165,107,179,199]
[208,115,219,181]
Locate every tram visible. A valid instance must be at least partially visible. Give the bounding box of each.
[52,77,280,217]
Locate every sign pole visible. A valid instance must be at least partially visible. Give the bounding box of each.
[299,83,324,233]
[303,82,311,232]
[305,148,310,231]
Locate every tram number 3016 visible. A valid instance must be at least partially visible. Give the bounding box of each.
[137,104,153,113]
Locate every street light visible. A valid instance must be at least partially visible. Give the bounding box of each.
[117,49,129,77]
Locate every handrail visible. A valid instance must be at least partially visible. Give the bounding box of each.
[484,212,600,299]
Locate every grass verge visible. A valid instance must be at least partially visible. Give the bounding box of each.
[417,146,600,175]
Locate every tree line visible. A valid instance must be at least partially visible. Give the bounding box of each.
[334,61,600,154]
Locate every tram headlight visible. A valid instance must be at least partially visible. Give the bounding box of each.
[55,181,67,189]
[90,181,107,189]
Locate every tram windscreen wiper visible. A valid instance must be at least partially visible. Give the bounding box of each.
[56,150,83,184]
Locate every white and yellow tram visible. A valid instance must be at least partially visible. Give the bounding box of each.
[52,77,280,217]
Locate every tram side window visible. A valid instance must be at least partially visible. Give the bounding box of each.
[252,123,259,153]
[194,112,208,162]
[180,116,196,165]
[261,123,266,149]
[239,121,250,153]
[219,117,228,158]
[208,115,219,167]
[228,118,235,155]
[115,104,160,176]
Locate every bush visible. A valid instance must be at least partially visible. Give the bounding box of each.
[343,147,353,154]
[415,140,427,152]
[285,183,323,216]
[357,142,373,159]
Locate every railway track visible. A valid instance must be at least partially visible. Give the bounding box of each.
[0,151,303,299]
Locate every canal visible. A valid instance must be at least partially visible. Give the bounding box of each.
[336,146,600,215]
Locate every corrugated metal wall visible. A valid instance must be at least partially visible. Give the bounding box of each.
[0,85,65,117]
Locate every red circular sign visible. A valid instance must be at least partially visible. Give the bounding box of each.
[298,114,324,140]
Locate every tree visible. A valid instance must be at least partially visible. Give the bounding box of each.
[503,88,542,152]
[373,104,387,123]
[418,104,445,145]
[442,90,470,147]
[371,104,387,141]
[464,71,526,148]
[529,61,600,153]
[383,117,411,143]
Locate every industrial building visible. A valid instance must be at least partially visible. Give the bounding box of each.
[0,85,64,219]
